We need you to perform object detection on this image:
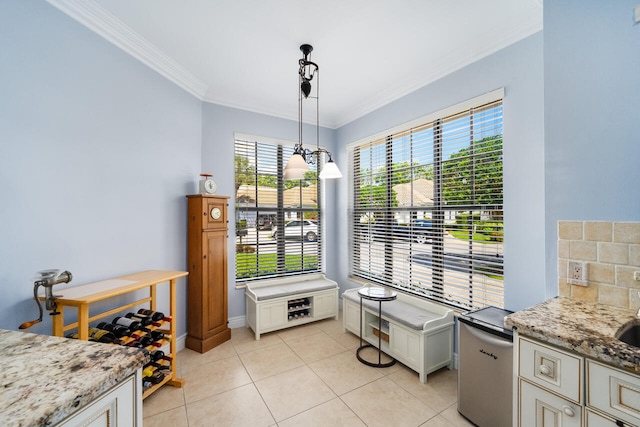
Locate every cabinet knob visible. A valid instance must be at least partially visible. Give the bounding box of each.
[561,405,575,417]
[539,364,552,377]
[203,255,207,259]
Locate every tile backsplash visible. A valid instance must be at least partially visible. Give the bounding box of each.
[558,221,640,309]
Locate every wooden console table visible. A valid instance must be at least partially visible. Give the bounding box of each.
[40,269,188,399]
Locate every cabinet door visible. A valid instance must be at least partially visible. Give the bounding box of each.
[204,230,228,336]
[259,300,288,331]
[313,291,337,319]
[203,197,228,230]
[520,380,582,427]
[343,300,361,334]
[389,323,420,368]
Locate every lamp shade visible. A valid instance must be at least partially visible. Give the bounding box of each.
[284,153,310,180]
[319,159,343,179]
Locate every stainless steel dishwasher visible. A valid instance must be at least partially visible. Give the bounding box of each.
[458,306,514,427]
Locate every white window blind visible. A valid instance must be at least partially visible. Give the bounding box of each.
[235,137,323,284]
[349,97,504,310]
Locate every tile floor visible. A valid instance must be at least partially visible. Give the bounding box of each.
[143,313,474,427]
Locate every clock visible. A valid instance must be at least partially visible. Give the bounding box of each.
[199,174,217,194]
[210,207,222,220]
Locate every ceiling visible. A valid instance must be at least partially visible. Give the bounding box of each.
[47,0,542,129]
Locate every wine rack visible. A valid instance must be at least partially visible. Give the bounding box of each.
[287,297,312,321]
[40,270,187,400]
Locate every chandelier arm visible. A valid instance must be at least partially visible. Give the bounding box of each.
[285,44,341,180]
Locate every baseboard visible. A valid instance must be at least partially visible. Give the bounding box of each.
[228,315,246,329]
[177,333,186,352]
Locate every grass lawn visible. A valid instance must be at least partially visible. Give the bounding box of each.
[236,253,318,278]
[448,229,502,243]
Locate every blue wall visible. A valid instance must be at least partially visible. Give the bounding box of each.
[335,33,546,311]
[544,0,640,295]
[0,2,201,334]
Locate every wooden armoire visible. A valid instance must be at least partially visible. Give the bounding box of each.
[185,194,231,353]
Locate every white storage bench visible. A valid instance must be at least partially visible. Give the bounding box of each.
[245,273,339,340]
[342,286,454,383]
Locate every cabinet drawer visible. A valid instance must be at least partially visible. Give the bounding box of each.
[587,359,640,426]
[520,379,582,427]
[585,409,621,426]
[519,337,583,403]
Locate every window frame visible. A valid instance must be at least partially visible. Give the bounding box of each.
[234,134,325,286]
[348,89,504,310]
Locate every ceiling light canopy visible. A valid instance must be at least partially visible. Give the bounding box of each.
[284,44,341,181]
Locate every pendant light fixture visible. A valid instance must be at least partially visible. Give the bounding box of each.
[284,44,342,180]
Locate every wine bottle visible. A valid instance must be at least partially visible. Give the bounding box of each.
[112,316,141,332]
[125,312,155,326]
[148,360,171,370]
[150,350,172,362]
[145,371,165,384]
[131,329,164,342]
[96,322,129,338]
[137,309,172,322]
[88,327,117,343]
[138,335,153,347]
[149,330,164,341]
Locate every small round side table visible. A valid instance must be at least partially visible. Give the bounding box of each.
[356,286,397,368]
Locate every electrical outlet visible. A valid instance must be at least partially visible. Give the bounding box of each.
[568,261,588,286]
[635,271,640,281]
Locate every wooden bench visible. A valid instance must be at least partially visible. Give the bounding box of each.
[342,286,454,383]
[245,273,339,340]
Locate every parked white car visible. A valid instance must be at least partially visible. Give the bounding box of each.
[271,220,318,242]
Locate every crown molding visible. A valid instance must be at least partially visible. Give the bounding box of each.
[46,0,208,99]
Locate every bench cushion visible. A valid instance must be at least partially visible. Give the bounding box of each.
[343,290,441,330]
[250,278,337,301]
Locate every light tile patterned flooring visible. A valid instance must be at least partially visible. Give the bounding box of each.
[143,313,474,427]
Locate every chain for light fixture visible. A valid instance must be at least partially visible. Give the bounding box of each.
[285,44,342,180]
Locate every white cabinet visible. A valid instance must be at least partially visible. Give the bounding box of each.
[585,409,621,426]
[58,370,142,427]
[245,275,339,340]
[518,337,583,427]
[257,300,289,331]
[519,337,583,404]
[520,379,582,427]
[389,323,421,367]
[314,291,339,318]
[516,333,640,427]
[587,360,640,426]
[344,297,361,333]
[342,288,453,383]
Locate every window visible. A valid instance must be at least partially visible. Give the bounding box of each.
[349,91,504,310]
[234,135,323,284]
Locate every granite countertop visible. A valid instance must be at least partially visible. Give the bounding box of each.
[505,296,640,373]
[0,329,147,426]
